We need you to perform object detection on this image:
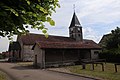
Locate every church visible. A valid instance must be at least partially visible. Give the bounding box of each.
[8,12,101,68]
[32,12,101,68]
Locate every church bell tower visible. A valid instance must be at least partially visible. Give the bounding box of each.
[69,12,83,41]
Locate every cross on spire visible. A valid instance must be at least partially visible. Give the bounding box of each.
[73,4,75,12]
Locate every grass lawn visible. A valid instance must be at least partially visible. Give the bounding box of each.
[0,71,7,80]
[17,62,34,69]
[17,62,33,66]
[66,63,120,80]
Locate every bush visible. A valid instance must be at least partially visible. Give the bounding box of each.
[99,50,120,63]
[0,55,4,59]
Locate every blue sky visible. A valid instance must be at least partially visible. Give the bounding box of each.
[0,0,120,53]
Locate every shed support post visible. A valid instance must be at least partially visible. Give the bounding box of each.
[101,63,104,71]
[92,63,94,70]
[82,63,86,69]
[62,50,65,66]
[115,64,117,72]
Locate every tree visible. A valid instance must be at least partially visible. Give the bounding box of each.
[0,0,60,39]
[106,27,120,49]
[99,27,120,62]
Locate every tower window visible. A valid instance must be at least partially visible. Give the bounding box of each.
[75,24,80,26]
[78,28,80,31]
[71,28,73,31]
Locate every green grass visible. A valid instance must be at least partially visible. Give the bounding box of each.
[0,71,7,80]
[17,62,33,66]
[66,63,120,80]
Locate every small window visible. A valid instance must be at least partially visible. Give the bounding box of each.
[75,24,80,26]
[78,28,81,32]
[78,28,80,31]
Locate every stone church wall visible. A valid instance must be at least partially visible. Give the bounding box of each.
[23,45,34,61]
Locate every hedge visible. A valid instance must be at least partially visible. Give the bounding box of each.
[99,51,120,63]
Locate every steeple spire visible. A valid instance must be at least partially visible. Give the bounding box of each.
[69,12,81,28]
[69,11,83,41]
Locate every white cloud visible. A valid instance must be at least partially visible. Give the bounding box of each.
[76,0,120,24]
[0,36,17,53]
[83,27,101,43]
[0,37,9,52]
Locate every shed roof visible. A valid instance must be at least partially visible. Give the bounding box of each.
[34,40,101,49]
[17,33,75,45]
[19,33,101,49]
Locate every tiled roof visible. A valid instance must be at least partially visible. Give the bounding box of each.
[18,33,75,45]
[18,33,101,49]
[35,40,101,49]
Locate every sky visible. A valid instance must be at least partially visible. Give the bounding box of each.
[0,0,120,53]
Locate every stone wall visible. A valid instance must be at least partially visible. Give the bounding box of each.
[23,45,34,61]
[34,44,45,68]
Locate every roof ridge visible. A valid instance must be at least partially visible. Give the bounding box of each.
[26,33,70,38]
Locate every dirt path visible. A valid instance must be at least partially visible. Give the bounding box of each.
[0,62,98,80]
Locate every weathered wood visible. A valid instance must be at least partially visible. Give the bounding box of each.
[62,50,65,65]
[114,63,120,72]
[82,63,86,69]
[81,59,106,64]
[92,63,94,70]
[101,63,104,71]
[81,59,105,71]
[115,64,117,72]
[45,60,77,67]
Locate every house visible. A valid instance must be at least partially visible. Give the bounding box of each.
[99,34,111,48]
[32,12,102,68]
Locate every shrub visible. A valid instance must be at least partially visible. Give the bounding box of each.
[99,49,120,63]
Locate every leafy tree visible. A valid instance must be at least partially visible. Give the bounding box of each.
[106,27,120,50]
[0,0,60,39]
[99,27,120,62]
